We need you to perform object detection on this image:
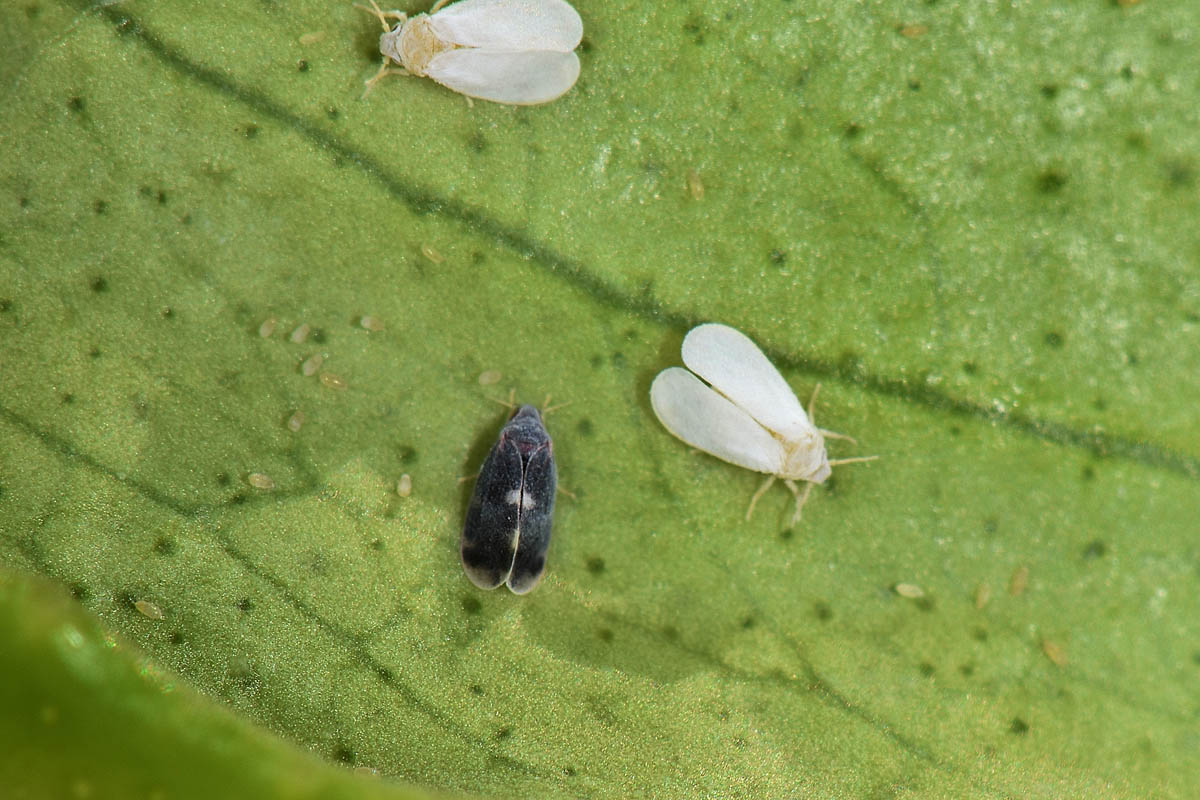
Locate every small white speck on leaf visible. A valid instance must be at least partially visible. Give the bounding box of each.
[290,323,311,344]
[320,372,347,390]
[301,353,324,376]
[135,600,165,620]
[359,315,385,332]
[247,472,276,490]
[421,244,444,264]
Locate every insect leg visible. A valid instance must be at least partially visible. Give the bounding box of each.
[784,479,815,527]
[745,474,776,521]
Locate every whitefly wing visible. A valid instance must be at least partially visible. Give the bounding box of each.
[650,367,785,475]
[426,49,580,105]
[680,323,814,442]
[430,0,583,51]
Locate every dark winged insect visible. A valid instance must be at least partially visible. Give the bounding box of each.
[461,404,557,594]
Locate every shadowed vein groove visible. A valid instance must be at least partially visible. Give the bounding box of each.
[89,5,1200,482]
[0,405,547,781]
[214,534,548,781]
[0,402,549,777]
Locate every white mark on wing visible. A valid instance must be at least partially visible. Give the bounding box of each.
[505,488,537,510]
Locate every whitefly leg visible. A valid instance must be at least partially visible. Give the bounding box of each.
[745,474,776,521]
[808,384,859,442]
[827,455,880,467]
[356,0,406,30]
[356,0,410,96]
[784,480,815,527]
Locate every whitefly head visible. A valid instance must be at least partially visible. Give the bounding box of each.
[381,13,454,77]
[780,430,831,483]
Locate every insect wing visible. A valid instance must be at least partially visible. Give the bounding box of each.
[430,0,583,51]
[650,367,785,475]
[680,323,814,442]
[426,49,580,105]
[505,437,556,594]
[461,432,523,590]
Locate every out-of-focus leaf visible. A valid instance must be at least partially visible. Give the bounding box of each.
[0,568,431,799]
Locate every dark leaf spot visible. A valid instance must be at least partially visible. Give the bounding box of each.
[1036,169,1068,193]
[495,726,512,741]
[1039,84,1059,99]
[297,59,309,72]
[93,199,108,214]
[769,249,787,265]
[1166,161,1196,188]
[814,602,833,621]
[585,556,605,575]
[462,595,482,615]
[843,122,863,139]
[972,626,988,642]
[740,615,756,629]
[332,744,355,764]
[1082,540,1107,559]
[69,582,88,601]
[68,96,86,112]
[243,124,260,139]
[837,349,864,376]
[596,627,614,643]
[469,684,484,695]
[1081,465,1096,481]
[397,445,418,464]
[375,665,394,683]
[1010,717,1030,735]
[962,361,978,375]
[153,536,176,556]
[169,630,185,645]
[90,276,108,293]
[1043,331,1064,348]
[959,662,975,677]
[918,661,936,677]
[576,418,594,436]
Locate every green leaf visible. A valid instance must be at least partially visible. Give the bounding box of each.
[0,569,430,799]
[2,0,1198,797]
